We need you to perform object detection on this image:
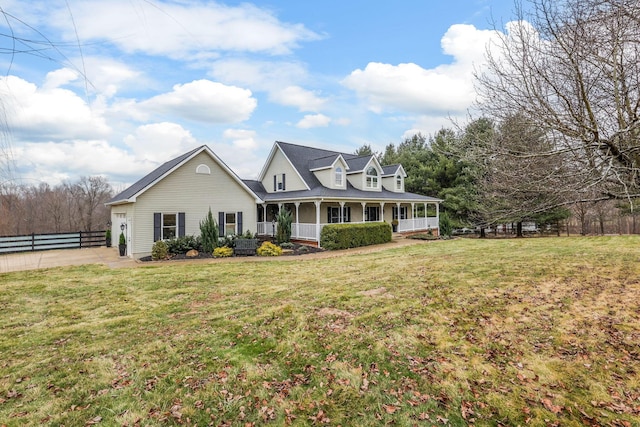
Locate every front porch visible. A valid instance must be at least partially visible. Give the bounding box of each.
[256,200,439,246]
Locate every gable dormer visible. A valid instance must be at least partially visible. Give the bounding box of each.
[310,154,349,190]
[382,165,407,193]
[258,142,308,193]
[346,156,383,192]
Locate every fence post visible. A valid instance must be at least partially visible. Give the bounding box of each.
[32,233,35,251]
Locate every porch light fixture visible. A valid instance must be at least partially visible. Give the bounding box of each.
[120,223,126,232]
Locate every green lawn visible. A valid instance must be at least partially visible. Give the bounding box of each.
[1,236,639,426]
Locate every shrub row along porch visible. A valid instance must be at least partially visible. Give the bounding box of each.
[256,200,439,244]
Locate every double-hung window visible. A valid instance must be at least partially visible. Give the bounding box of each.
[225,213,236,235]
[154,212,185,241]
[365,166,378,189]
[162,213,177,239]
[335,167,344,187]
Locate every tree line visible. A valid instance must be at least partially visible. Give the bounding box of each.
[0,176,112,236]
[356,0,640,236]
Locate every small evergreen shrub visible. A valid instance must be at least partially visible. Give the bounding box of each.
[280,242,294,249]
[276,208,292,244]
[199,208,219,253]
[257,241,283,256]
[439,211,453,238]
[151,240,169,260]
[320,222,392,250]
[213,246,233,258]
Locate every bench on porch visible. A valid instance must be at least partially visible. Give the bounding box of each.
[234,238,258,256]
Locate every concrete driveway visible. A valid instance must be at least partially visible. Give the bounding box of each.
[0,247,136,273]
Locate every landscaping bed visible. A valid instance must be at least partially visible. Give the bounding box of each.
[138,242,323,261]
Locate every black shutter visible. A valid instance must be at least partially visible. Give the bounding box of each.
[153,213,161,241]
[273,175,277,192]
[327,207,331,223]
[282,173,286,191]
[237,212,243,235]
[218,212,225,237]
[178,212,185,237]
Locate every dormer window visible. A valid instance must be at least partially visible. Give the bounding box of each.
[273,173,286,192]
[396,174,402,190]
[335,167,344,187]
[366,166,378,189]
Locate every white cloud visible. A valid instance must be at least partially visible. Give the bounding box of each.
[0,74,111,140]
[76,57,142,98]
[270,86,326,112]
[139,80,257,123]
[124,122,197,163]
[296,114,331,129]
[43,0,321,59]
[14,140,150,185]
[211,59,326,111]
[211,59,309,89]
[223,128,258,150]
[342,24,500,115]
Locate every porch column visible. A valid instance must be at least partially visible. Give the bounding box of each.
[278,202,283,212]
[339,201,345,223]
[379,202,385,222]
[361,202,366,222]
[294,202,300,239]
[261,204,267,234]
[423,203,428,232]
[435,202,440,233]
[314,201,321,244]
[411,202,416,231]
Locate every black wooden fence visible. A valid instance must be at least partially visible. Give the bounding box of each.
[0,230,107,254]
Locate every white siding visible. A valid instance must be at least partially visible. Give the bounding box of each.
[382,175,404,193]
[261,148,306,192]
[313,159,347,189]
[314,168,331,187]
[130,151,257,258]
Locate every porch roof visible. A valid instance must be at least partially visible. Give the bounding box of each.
[243,179,442,204]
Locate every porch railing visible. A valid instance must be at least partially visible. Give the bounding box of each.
[398,218,439,233]
[258,219,438,242]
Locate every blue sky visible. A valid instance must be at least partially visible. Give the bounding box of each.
[0,0,516,189]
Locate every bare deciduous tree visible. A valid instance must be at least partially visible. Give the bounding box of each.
[476,0,640,206]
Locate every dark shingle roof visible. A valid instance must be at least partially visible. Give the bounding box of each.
[274,141,439,202]
[344,155,372,173]
[309,154,341,170]
[382,164,402,176]
[107,145,205,205]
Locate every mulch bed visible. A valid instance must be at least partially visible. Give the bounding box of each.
[139,243,323,262]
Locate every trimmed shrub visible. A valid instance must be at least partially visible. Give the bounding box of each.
[151,240,169,260]
[257,241,283,256]
[166,235,201,255]
[213,246,233,258]
[320,222,392,250]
